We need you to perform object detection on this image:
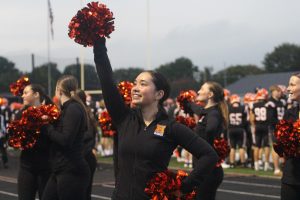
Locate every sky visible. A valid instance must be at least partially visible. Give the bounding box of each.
[1,0,300,73]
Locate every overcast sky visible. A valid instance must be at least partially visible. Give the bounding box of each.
[1,0,300,73]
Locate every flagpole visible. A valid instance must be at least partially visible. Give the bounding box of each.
[47,0,52,97]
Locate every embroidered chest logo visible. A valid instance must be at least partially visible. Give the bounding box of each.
[153,124,166,136]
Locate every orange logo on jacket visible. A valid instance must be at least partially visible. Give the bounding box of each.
[154,124,166,136]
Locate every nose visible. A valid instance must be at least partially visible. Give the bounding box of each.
[132,85,139,93]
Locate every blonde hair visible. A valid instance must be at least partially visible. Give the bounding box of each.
[206,81,229,128]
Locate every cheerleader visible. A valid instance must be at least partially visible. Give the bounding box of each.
[186,81,229,200]
[281,73,300,200]
[76,90,98,200]
[42,76,90,200]
[18,84,52,200]
[93,38,218,200]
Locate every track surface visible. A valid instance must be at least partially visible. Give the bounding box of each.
[0,156,281,200]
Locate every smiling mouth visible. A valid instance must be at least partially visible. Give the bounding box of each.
[132,94,142,99]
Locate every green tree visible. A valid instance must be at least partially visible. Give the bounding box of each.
[63,64,101,90]
[156,57,199,82]
[28,62,62,96]
[113,68,144,83]
[0,56,22,93]
[212,65,264,86]
[263,43,300,72]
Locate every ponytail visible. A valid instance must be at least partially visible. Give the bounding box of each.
[218,100,229,129]
[206,81,229,129]
[70,91,91,130]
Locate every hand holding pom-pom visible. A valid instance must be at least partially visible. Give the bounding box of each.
[118,81,133,106]
[214,138,230,167]
[68,1,115,47]
[10,76,30,96]
[176,90,197,115]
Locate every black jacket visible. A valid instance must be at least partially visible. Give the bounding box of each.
[282,106,300,185]
[46,99,88,173]
[14,107,51,171]
[187,102,224,146]
[94,40,218,200]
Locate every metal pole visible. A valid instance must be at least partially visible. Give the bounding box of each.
[80,0,85,90]
[31,53,35,71]
[146,0,151,69]
[47,0,52,97]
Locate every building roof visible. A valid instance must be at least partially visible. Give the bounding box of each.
[226,71,299,95]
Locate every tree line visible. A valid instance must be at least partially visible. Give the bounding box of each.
[1,43,300,98]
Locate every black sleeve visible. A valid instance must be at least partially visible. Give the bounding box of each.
[93,39,130,124]
[172,123,218,193]
[46,103,83,148]
[186,101,203,115]
[204,111,222,145]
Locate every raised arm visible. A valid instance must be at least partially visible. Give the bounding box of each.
[93,38,129,124]
[172,123,218,193]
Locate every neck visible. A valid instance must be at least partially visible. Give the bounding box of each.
[32,100,41,107]
[141,103,159,126]
[205,99,217,109]
[60,95,71,106]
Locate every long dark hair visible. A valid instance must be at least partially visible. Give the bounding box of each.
[206,81,229,128]
[29,84,53,105]
[56,75,90,128]
[145,70,171,106]
[76,89,98,132]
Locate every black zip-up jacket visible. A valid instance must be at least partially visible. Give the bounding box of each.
[46,99,88,173]
[282,105,300,185]
[14,107,51,171]
[94,39,218,200]
[187,102,223,145]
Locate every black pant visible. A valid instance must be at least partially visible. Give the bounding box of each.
[18,167,50,200]
[85,152,97,200]
[196,167,224,200]
[42,169,90,200]
[0,141,8,165]
[281,183,300,200]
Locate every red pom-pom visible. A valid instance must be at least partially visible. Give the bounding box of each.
[68,1,115,47]
[176,115,196,129]
[98,111,116,137]
[214,138,230,167]
[118,81,133,106]
[274,119,300,158]
[176,90,197,114]
[10,76,30,96]
[145,170,196,200]
[7,104,60,150]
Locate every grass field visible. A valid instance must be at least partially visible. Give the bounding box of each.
[97,155,281,178]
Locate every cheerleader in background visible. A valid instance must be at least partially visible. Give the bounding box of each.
[280,72,300,200]
[42,75,90,200]
[18,84,53,200]
[186,81,229,200]
[76,90,98,200]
